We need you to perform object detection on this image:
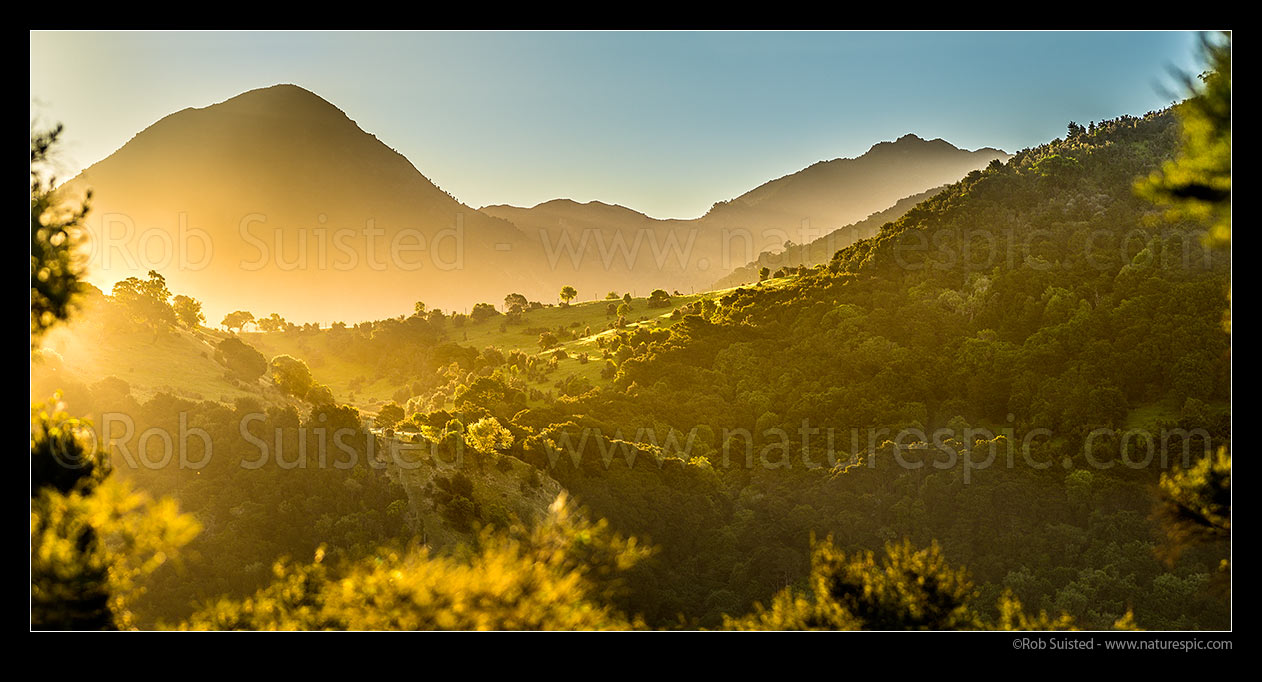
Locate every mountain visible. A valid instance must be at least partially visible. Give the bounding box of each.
[482,199,662,235]
[710,185,948,289]
[480,199,701,297]
[61,84,1008,321]
[701,134,1009,234]
[59,84,544,324]
[484,135,1009,296]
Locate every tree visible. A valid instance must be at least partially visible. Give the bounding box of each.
[559,286,577,306]
[725,539,977,630]
[269,354,314,398]
[172,295,204,328]
[758,267,770,282]
[31,398,200,630]
[30,396,112,628]
[215,337,267,380]
[505,293,529,313]
[647,289,671,308]
[465,416,514,454]
[306,383,336,407]
[1136,32,1232,575]
[1158,448,1230,560]
[111,270,176,332]
[616,303,631,317]
[222,310,254,334]
[1136,31,1231,247]
[539,331,559,351]
[376,402,405,430]
[30,124,89,344]
[605,291,620,300]
[413,301,427,317]
[257,312,287,333]
[471,302,500,322]
[600,359,619,379]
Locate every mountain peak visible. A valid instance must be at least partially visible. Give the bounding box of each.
[224,83,328,102]
[65,83,537,323]
[208,83,349,121]
[871,133,1012,158]
[864,134,962,156]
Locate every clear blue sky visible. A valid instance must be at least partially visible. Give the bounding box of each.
[30,31,1203,219]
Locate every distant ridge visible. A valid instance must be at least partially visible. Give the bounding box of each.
[698,133,1010,232]
[485,133,1009,295]
[710,185,950,290]
[61,84,1010,320]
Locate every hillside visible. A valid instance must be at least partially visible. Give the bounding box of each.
[243,280,793,415]
[517,109,1230,628]
[31,289,262,406]
[711,185,947,289]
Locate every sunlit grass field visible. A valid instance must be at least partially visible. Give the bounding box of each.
[245,280,795,413]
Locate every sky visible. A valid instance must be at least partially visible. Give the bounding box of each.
[30,30,1204,220]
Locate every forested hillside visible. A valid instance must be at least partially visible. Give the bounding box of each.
[515,109,1230,627]
[711,186,946,289]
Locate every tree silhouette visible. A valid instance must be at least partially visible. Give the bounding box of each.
[505,293,528,313]
[172,295,205,328]
[221,310,255,334]
[30,124,88,344]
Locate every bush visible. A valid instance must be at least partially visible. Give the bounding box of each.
[216,337,267,380]
[471,303,500,322]
[269,355,314,398]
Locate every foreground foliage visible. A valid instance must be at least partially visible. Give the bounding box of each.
[725,538,1132,631]
[182,495,648,630]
